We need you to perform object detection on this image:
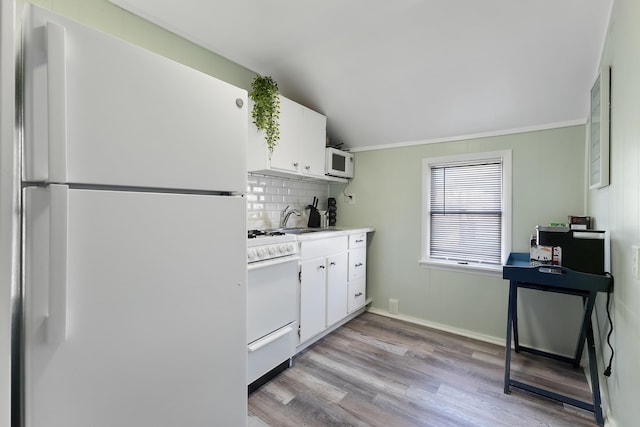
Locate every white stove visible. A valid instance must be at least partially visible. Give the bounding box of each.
[246,230,299,392]
[247,230,298,263]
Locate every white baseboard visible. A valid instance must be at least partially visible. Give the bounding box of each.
[366,307,506,347]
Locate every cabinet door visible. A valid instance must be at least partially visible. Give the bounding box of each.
[326,252,348,326]
[299,257,327,343]
[299,106,326,177]
[269,96,302,173]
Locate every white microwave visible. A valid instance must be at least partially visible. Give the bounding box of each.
[325,147,354,179]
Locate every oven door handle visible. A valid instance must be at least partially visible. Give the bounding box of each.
[248,255,300,271]
[248,325,294,352]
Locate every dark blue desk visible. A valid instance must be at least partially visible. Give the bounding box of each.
[503,252,612,426]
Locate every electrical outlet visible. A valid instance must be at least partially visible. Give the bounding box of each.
[347,193,356,205]
[632,246,640,280]
[389,298,399,315]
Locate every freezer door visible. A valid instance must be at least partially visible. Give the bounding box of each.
[23,186,247,427]
[23,5,247,193]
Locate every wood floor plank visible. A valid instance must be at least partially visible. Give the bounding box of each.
[248,312,598,426]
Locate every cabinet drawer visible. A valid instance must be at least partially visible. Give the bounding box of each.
[348,279,366,313]
[348,248,366,281]
[348,233,367,249]
[300,236,348,259]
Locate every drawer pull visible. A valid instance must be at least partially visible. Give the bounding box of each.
[355,263,363,267]
[248,326,293,352]
[355,292,363,297]
[355,239,364,243]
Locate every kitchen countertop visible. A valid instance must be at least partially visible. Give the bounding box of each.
[290,226,374,241]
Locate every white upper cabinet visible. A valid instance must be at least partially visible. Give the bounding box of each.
[248,96,326,179]
[299,103,327,177]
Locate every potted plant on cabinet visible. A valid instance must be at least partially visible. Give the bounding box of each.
[249,75,281,156]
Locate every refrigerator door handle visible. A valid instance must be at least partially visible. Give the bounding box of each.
[46,21,68,182]
[48,184,68,344]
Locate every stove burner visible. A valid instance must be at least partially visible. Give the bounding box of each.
[247,230,262,239]
[248,229,285,239]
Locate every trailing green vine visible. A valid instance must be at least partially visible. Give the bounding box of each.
[249,75,281,155]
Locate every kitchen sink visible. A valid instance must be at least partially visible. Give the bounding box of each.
[278,228,320,234]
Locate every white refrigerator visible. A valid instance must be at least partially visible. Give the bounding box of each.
[20,5,248,426]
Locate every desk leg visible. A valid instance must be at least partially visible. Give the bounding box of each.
[574,293,597,367]
[586,313,604,426]
[512,284,520,352]
[504,281,517,394]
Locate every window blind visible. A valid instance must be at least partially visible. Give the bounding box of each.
[429,160,503,265]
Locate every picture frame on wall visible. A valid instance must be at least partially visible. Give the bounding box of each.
[589,65,611,190]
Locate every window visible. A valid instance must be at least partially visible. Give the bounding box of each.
[420,150,511,274]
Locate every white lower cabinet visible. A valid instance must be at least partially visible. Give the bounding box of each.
[299,236,348,343]
[347,233,368,313]
[298,232,368,345]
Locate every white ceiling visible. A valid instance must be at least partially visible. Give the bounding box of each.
[110,0,613,151]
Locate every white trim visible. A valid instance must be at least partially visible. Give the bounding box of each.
[349,119,585,153]
[418,259,502,277]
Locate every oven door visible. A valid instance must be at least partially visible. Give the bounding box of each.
[247,256,299,346]
[247,255,299,386]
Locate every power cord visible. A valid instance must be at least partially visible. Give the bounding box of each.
[342,182,353,202]
[603,272,614,377]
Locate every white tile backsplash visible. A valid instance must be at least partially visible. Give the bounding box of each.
[247,173,330,231]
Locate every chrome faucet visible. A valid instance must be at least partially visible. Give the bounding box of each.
[280,205,301,229]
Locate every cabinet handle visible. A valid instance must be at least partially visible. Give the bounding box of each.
[355,263,363,267]
[305,165,311,170]
[318,265,325,270]
[293,162,299,167]
[355,239,364,243]
[355,292,363,297]
[330,262,336,266]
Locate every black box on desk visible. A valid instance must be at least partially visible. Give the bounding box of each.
[536,226,606,275]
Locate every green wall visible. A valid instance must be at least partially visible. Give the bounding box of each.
[332,125,588,355]
[19,0,256,90]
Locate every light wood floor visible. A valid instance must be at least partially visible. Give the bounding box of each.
[248,312,598,426]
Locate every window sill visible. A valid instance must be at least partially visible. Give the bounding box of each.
[419,259,503,277]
